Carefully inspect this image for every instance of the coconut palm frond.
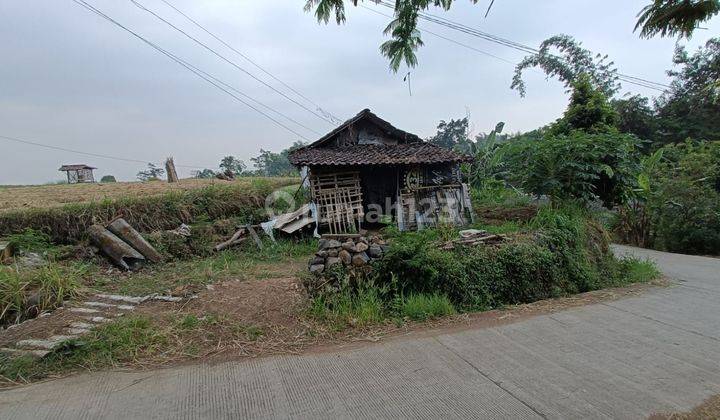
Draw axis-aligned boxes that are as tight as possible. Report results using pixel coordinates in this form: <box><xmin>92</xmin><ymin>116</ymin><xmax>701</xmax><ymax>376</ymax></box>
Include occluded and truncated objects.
<box><xmin>635</xmin><ymin>0</ymin><xmax>720</xmax><ymax>39</ymax></box>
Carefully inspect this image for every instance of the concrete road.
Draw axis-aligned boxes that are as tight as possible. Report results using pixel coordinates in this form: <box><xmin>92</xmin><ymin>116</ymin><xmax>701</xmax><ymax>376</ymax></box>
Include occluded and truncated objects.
<box><xmin>1</xmin><ymin>245</ymin><xmax>719</xmax><ymax>419</ymax></box>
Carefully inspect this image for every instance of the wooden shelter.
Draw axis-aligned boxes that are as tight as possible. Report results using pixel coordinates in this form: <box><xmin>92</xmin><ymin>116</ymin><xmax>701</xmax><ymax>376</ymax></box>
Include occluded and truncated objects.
<box><xmin>59</xmin><ymin>164</ymin><xmax>96</xmax><ymax>184</ymax></box>
<box><xmin>289</xmin><ymin>109</ymin><xmax>474</xmax><ymax>234</ymax></box>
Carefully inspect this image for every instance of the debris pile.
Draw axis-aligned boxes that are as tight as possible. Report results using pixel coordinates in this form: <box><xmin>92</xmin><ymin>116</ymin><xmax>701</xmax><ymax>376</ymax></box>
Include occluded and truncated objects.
<box><xmin>87</xmin><ymin>217</ymin><xmax>162</xmax><ymax>271</ymax></box>
<box><xmin>308</xmin><ymin>234</ymin><xmax>389</xmax><ymax>274</ymax></box>
<box><xmin>441</xmin><ymin>229</ymin><xmax>506</xmax><ymax>250</ymax></box>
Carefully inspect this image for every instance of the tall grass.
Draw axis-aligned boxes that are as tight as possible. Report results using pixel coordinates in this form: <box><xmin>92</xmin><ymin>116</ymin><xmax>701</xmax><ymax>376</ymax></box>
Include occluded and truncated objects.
<box><xmin>400</xmin><ymin>293</ymin><xmax>455</xmax><ymax>321</ymax></box>
<box><xmin>0</xmin><ymin>263</ymin><xmax>84</xmax><ymax>325</ymax></box>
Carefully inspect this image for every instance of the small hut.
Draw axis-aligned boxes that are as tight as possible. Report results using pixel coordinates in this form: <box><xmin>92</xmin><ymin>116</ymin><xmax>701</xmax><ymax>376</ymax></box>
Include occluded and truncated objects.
<box><xmin>59</xmin><ymin>164</ymin><xmax>96</xmax><ymax>184</ymax></box>
<box><xmin>289</xmin><ymin>109</ymin><xmax>474</xmax><ymax>234</ymax></box>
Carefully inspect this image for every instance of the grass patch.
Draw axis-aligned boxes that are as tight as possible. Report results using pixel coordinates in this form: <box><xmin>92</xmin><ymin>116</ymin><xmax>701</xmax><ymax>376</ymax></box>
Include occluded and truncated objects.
<box><xmin>619</xmin><ymin>257</ymin><xmax>661</xmax><ymax>283</ymax></box>
<box><xmin>0</xmin><ymin>262</ymin><xmax>85</xmax><ymax>326</ymax></box>
<box><xmin>400</xmin><ymin>293</ymin><xmax>455</xmax><ymax>321</ymax></box>
<box><xmin>1</xmin><ymin>316</ymin><xmax>167</xmax><ymax>383</ymax></box>
<box><xmin>309</xmin><ymin>285</ymin><xmax>386</xmax><ymax>330</ymax></box>
<box><xmin>87</xmin><ymin>238</ymin><xmax>316</xmax><ymax>296</ymax></box>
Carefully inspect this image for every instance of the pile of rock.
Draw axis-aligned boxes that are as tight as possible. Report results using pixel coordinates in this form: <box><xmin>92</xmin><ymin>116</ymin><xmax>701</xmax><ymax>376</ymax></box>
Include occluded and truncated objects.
<box><xmin>308</xmin><ymin>235</ymin><xmax>388</xmax><ymax>274</ymax></box>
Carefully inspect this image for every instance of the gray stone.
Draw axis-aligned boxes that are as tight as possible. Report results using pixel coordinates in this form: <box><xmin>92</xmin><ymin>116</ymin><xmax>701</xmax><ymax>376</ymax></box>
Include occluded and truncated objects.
<box><xmin>69</xmin><ymin>321</ymin><xmax>94</xmax><ymax>329</ymax></box>
<box><xmin>66</xmin><ymin>328</ymin><xmax>90</xmax><ymax>335</ymax></box>
<box><xmin>0</xmin><ymin>347</ymin><xmax>49</xmax><ymax>358</ymax></box>
<box><xmin>311</xmin><ymin>256</ymin><xmax>325</xmax><ymax>265</ymax></box>
<box><xmin>316</xmin><ymin>250</ymin><xmax>328</xmax><ymax>258</ymax></box>
<box><xmin>358</xmin><ymin>237</ymin><xmax>369</xmax><ymax>245</ymax></box>
<box><xmin>352</xmin><ymin>252</ymin><xmax>370</xmax><ymax>267</ymax></box>
<box><xmin>327</xmin><ymin>249</ymin><xmax>339</xmax><ymax>258</ymax></box>
<box><xmin>309</xmin><ymin>264</ymin><xmax>325</xmax><ymax>274</ymax></box>
<box><xmin>16</xmin><ymin>335</ymin><xmax>75</xmax><ymax>350</ymax></box>
<box><xmin>84</xmin><ymin>301</ymin><xmax>117</xmax><ymax>308</ymax></box>
<box><xmin>379</xmin><ymin>244</ymin><xmax>390</xmax><ymax>253</ymax></box>
<box><xmin>341</xmin><ymin>242</ymin><xmax>356</xmax><ymax>252</ymax></box>
<box><xmin>94</xmin><ymin>294</ymin><xmax>146</xmax><ymax>304</ymax></box>
<box><xmin>326</xmin><ymin>239</ymin><xmax>342</xmax><ymax>248</ymax></box>
<box><xmin>326</xmin><ymin>257</ymin><xmax>341</xmax><ymax>267</ymax></box>
<box><xmin>317</xmin><ymin>239</ymin><xmax>329</xmax><ymax>250</ymax></box>
<box><xmin>368</xmin><ymin>244</ymin><xmax>383</xmax><ymax>258</ymax></box>
<box><xmin>355</xmin><ymin>242</ymin><xmax>369</xmax><ymax>253</ymax></box>
<box><xmin>69</xmin><ymin>307</ymin><xmax>99</xmax><ymax>314</ymax></box>
<box><xmin>339</xmin><ymin>249</ymin><xmax>352</xmax><ymax>265</ymax></box>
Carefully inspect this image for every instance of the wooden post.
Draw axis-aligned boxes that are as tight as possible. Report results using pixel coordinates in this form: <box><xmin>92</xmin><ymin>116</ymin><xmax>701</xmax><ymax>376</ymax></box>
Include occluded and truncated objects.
<box><xmin>165</xmin><ymin>157</ymin><xmax>179</xmax><ymax>183</ymax></box>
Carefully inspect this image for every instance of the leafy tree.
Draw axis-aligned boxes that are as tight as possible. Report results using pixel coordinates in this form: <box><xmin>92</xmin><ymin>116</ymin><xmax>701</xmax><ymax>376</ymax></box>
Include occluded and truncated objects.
<box><xmin>551</xmin><ymin>74</ymin><xmax>618</xmax><ymax>135</ymax></box>
<box><xmin>654</xmin><ymin>38</ymin><xmax>720</xmax><ymax>145</ymax></box>
<box><xmin>427</xmin><ymin>118</ymin><xmax>470</xmax><ymax>150</ymax></box>
<box><xmin>510</xmin><ymin>35</ymin><xmax>620</xmax><ymax>97</ymax></box>
<box><xmin>512</xmin><ymin>35</ymin><xmax>620</xmax><ymax>98</ymax></box>
<box><xmin>506</xmin><ymin>132</ymin><xmax>641</xmax><ymax>208</ymax></box>
<box><xmin>635</xmin><ymin>0</ymin><xmax>720</xmax><ymax>39</ymax></box>
<box><xmin>192</xmin><ymin>169</ymin><xmax>216</xmax><ymax>179</ymax></box>
<box><xmin>611</xmin><ymin>95</ymin><xmax>658</xmax><ymax>143</ymax></box>
<box><xmin>305</xmin><ymin>0</ymin><xmax>485</xmax><ymax>71</ymax></box>
<box><xmin>251</xmin><ymin>141</ymin><xmax>304</xmax><ymax>176</ymax></box>
<box><xmin>100</xmin><ymin>175</ymin><xmax>117</xmax><ymax>183</ymax></box>
<box><xmin>219</xmin><ymin>156</ymin><xmax>246</xmax><ymax>175</ymax></box>
<box><xmin>136</xmin><ymin>163</ymin><xmax>164</xmax><ymax>181</ymax></box>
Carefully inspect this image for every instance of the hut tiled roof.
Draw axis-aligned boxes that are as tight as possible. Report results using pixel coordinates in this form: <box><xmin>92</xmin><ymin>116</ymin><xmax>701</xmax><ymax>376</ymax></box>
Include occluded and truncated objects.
<box><xmin>59</xmin><ymin>164</ymin><xmax>97</xmax><ymax>171</ymax></box>
<box><xmin>289</xmin><ymin>109</ymin><xmax>472</xmax><ymax>166</ymax></box>
<box><xmin>289</xmin><ymin>143</ymin><xmax>472</xmax><ymax>166</ymax></box>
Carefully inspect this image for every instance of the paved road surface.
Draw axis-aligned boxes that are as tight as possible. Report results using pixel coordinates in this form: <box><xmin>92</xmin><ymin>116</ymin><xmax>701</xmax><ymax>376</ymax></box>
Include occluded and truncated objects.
<box><xmin>1</xmin><ymin>245</ymin><xmax>719</xmax><ymax>419</ymax></box>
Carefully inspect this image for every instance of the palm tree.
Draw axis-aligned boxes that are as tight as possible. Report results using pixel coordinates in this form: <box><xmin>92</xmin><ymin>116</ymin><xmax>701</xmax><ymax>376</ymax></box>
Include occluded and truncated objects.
<box><xmin>635</xmin><ymin>0</ymin><xmax>720</xmax><ymax>39</ymax></box>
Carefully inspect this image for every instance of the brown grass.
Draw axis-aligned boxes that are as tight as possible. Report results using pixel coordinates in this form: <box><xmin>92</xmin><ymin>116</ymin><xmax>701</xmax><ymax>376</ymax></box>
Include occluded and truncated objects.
<box><xmin>0</xmin><ymin>178</ymin><xmax>295</xmax><ymax>213</ymax></box>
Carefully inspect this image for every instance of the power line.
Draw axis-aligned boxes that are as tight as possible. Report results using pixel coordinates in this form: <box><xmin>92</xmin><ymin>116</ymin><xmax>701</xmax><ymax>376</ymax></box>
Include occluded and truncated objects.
<box><xmin>0</xmin><ymin>134</ymin><xmax>210</xmax><ymax>169</ymax></box>
<box><xmin>71</xmin><ymin>0</ymin><xmax>314</xmax><ymax>142</ymax></box>
<box><xmin>128</xmin><ymin>0</ymin><xmax>336</xmax><ymax>127</ymax></box>
<box><xmin>157</xmin><ymin>0</ymin><xmax>343</xmax><ymax>125</ymax></box>
<box><xmin>373</xmin><ymin>0</ymin><xmax>671</xmax><ymax>92</ymax></box>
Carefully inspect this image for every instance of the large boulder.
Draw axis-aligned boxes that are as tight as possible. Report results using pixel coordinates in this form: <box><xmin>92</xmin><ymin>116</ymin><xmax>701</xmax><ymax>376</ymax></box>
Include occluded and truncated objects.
<box><xmin>352</xmin><ymin>252</ymin><xmax>370</xmax><ymax>267</ymax></box>
<box><xmin>309</xmin><ymin>264</ymin><xmax>325</xmax><ymax>274</ymax></box>
<box><xmin>339</xmin><ymin>249</ymin><xmax>352</xmax><ymax>265</ymax></box>
<box><xmin>368</xmin><ymin>244</ymin><xmax>383</xmax><ymax>258</ymax></box>
<box><xmin>355</xmin><ymin>242</ymin><xmax>369</xmax><ymax>253</ymax></box>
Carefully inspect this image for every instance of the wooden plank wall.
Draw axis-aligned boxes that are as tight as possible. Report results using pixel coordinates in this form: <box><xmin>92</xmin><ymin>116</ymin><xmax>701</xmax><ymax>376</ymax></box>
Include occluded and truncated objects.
<box><xmin>310</xmin><ymin>171</ymin><xmax>364</xmax><ymax>234</ymax></box>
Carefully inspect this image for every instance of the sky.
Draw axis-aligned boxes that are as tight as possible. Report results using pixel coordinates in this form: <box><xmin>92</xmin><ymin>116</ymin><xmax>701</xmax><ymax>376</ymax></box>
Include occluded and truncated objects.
<box><xmin>1</xmin><ymin>0</ymin><xmax>718</xmax><ymax>185</ymax></box>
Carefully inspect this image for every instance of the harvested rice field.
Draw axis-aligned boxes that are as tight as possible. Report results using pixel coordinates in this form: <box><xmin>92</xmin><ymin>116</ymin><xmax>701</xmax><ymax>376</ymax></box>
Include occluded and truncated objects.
<box><xmin>0</xmin><ymin>177</ymin><xmax>297</xmax><ymax>213</ymax></box>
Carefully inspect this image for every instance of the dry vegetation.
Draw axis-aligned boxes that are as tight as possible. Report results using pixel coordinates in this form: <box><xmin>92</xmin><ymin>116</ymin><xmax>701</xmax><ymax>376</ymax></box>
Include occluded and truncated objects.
<box><xmin>0</xmin><ymin>178</ymin><xmax>296</xmax><ymax>213</ymax></box>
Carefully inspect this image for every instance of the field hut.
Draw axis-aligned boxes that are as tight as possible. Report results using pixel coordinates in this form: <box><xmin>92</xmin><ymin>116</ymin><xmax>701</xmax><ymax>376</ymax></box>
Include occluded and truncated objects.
<box><xmin>59</xmin><ymin>164</ymin><xmax>96</xmax><ymax>184</ymax></box>
<box><xmin>289</xmin><ymin>109</ymin><xmax>474</xmax><ymax>234</ymax></box>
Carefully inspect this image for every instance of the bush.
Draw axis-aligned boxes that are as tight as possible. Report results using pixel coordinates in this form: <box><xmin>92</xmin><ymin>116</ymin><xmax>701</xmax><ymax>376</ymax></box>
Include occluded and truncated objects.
<box><xmin>374</xmin><ymin>207</ymin><xmax>647</xmax><ymax>311</ymax></box>
<box><xmin>100</xmin><ymin>175</ymin><xmax>117</xmax><ymax>183</ymax></box>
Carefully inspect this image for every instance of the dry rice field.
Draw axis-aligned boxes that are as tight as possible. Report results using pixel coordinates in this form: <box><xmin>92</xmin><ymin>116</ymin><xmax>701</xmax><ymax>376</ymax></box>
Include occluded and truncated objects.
<box><xmin>0</xmin><ymin>178</ymin><xmax>296</xmax><ymax>213</ymax></box>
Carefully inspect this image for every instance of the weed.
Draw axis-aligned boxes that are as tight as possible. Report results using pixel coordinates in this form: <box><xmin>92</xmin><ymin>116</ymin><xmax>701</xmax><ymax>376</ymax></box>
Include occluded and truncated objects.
<box><xmin>618</xmin><ymin>257</ymin><xmax>661</xmax><ymax>283</ymax></box>
<box><xmin>400</xmin><ymin>293</ymin><xmax>455</xmax><ymax>321</ymax></box>
<box><xmin>1</xmin><ymin>316</ymin><xmax>167</xmax><ymax>383</ymax></box>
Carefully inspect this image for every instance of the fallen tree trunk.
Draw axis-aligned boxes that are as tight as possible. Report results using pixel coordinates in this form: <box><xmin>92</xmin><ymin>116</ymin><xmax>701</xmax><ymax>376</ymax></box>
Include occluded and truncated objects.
<box><xmin>87</xmin><ymin>225</ymin><xmax>145</xmax><ymax>271</ymax></box>
<box><xmin>214</xmin><ymin>227</ymin><xmax>247</xmax><ymax>252</ymax></box>
<box><xmin>107</xmin><ymin>218</ymin><xmax>163</xmax><ymax>263</ymax></box>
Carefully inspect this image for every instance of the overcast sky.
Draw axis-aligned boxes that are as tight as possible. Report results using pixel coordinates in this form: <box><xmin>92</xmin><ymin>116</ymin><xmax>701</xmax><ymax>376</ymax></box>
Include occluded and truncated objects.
<box><xmin>1</xmin><ymin>0</ymin><xmax>718</xmax><ymax>184</ymax></box>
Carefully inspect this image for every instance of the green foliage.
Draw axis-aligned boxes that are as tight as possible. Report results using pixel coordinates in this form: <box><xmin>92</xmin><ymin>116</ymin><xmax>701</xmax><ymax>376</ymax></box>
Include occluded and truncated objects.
<box><xmin>0</xmin><ymin>316</ymin><xmax>167</xmax><ymax>383</ymax></box>
<box><xmin>655</xmin><ymin>38</ymin><xmax>720</xmax><ymax>145</ymax></box>
<box><xmin>635</xmin><ymin>0</ymin><xmax>720</xmax><ymax>39</ymax></box>
<box><xmin>219</xmin><ymin>156</ymin><xmax>246</xmax><ymax>175</ymax></box>
<box><xmin>552</xmin><ymin>74</ymin><xmax>618</xmax><ymax>135</ymax></box>
<box><xmin>373</xmin><ymin>208</ymin><xmax>652</xmax><ymax>311</ymax></box>
<box><xmin>506</xmin><ymin>132</ymin><xmax>641</xmax><ymax>208</ymax></box>
<box><xmin>309</xmin><ymin>282</ymin><xmax>386</xmax><ymax>330</ymax></box>
<box><xmin>192</xmin><ymin>169</ymin><xmax>216</xmax><ymax>179</ymax></box>
<box><xmin>251</xmin><ymin>141</ymin><xmax>304</xmax><ymax>177</ymax></box>
<box><xmin>305</xmin><ymin>0</ymin><xmax>481</xmax><ymax>72</ymax></box>
<box><xmin>511</xmin><ymin>34</ymin><xmax>620</xmax><ymax>97</ymax></box>
<box><xmin>136</xmin><ymin>163</ymin><xmax>165</xmax><ymax>182</ymax></box>
<box><xmin>618</xmin><ymin>140</ymin><xmax>720</xmax><ymax>255</ymax></box>
<box><xmin>427</xmin><ymin>117</ymin><xmax>469</xmax><ymax>150</ymax></box>
<box><xmin>0</xmin><ymin>263</ymin><xmax>84</xmax><ymax>325</ymax></box>
<box><xmin>619</xmin><ymin>257</ymin><xmax>661</xmax><ymax>283</ymax></box>
<box><xmin>612</xmin><ymin>95</ymin><xmax>658</xmax><ymax>145</ymax></box>
<box><xmin>99</xmin><ymin>175</ymin><xmax>117</xmax><ymax>183</ymax></box>
<box><xmin>7</xmin><ymin>228</ymin><xmax>53</xmax><ymax>253</ymax></box>
<box><xmin>400</xmin><ymin>293</ymin><xmax>455</xmax><ymax>321</ymax></box>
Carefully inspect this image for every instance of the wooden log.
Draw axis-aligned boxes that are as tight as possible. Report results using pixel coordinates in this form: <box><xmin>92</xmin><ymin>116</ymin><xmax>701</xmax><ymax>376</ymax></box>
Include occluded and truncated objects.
<box><xmin>246</xmin><ymin>224</ymin><xmax>263</xmax><ymax>250</ymax></box>
<box><xmin>87</xmin><ymin>225</ymin><xmax>145</xmax><ymax>271</ymax></box>
<box><xmin>214</xmin><ymin>227</ymin><xmax>247</xmax><ymax>252</ymax></box>
<box><xmin>107</xmin><ymin>218</ymin><xmax>163</xmax><ymax>263</ymax></box>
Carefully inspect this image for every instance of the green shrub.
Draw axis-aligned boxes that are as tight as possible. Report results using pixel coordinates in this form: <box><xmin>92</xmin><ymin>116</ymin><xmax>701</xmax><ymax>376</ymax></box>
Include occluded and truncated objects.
<box><xmin>400</xmin><ymin>293</ymin><xmax>455</xmax><ymax>321</ymax></box>
<box><xmin>100</xmin><ymin>175</ymin><xmax>117</xmax><ymax>183</ymax></box>
<box><xmin>374</xmin><ymin>207</ymin><xmax>647</xmax><ymax>311</ymax></box>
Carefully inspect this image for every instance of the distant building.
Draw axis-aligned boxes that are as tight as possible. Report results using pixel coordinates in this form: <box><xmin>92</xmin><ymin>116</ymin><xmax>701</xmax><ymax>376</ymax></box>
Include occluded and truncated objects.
<box><xmin>59</xmin><ymin>164</ymin><xmax>97</xmax><ymax>184</ymax></box>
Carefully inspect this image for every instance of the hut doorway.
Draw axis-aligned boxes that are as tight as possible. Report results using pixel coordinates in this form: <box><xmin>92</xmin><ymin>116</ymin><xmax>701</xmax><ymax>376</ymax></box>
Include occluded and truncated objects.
<box><xmin>359</xmin><ymin>166</ymin><xmax>398</xmax><ymax>228</ymax></box>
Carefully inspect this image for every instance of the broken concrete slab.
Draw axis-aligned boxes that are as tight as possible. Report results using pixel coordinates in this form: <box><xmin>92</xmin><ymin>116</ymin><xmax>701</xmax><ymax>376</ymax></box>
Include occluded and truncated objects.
<box><xmin>83</xmin><ymin>301</ymin><xmax>118</xmax><ymax>308</ymax></box>
<box><xmin>69</xmin><ymin>321</ymin><xmax>94</xmax><ymax>329</ymax></box>
<box><xmin>94</xmin><ymin>294</ymin><xmax>146</xmax><ymax>304</ymax></box>
<box><xmin>69</xmin><ymin>307</ymin><xmax>100</xmax><ymax>314</ymax></box>
<box><xmin>16</xmin><ymin>335</ymin><xmax>75</xmax><ymax>350</ymax></box>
